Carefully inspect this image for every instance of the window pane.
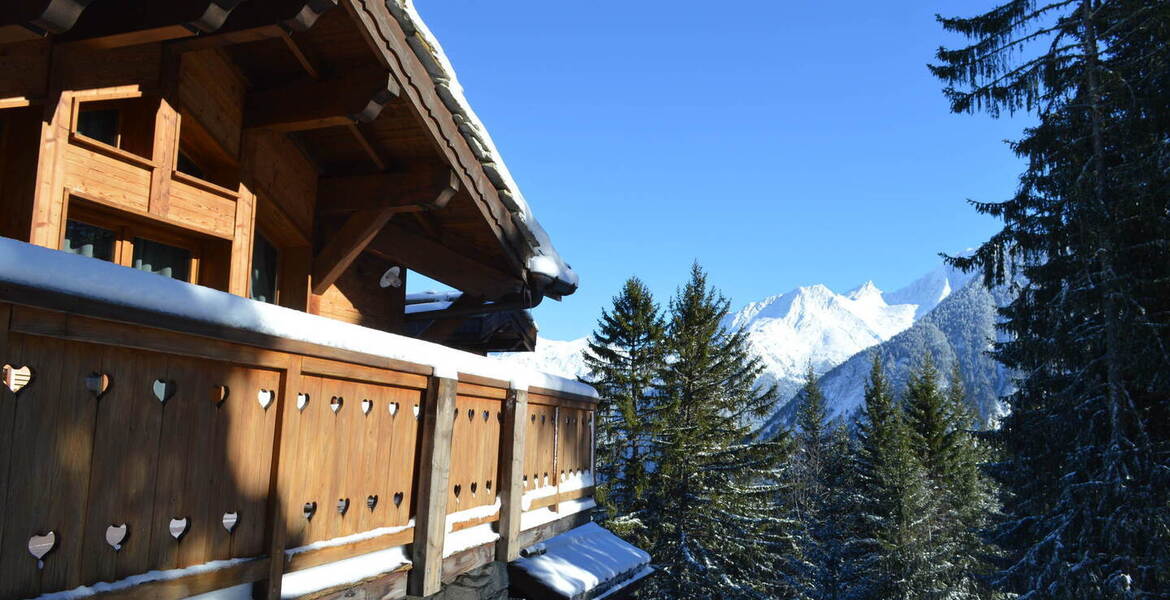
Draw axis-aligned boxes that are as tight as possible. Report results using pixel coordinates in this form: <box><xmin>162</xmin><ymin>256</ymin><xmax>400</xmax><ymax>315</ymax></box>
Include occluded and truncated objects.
<box><xmin>132</xmin><ymin>237</ymin><xmax>191</xmax><ymax>281</ymax></box>
<box><xmin>63</xmin><ymin>220</ymin><xmax>116</xmax><ymax>261</ymax></box>
<box><xmin>250</xmin><ymin>233</ymin><xmax>279</xmax><ymax>303</ymax></box>
<box><xmin>177</xmin><ymin>150</ymin><xmax>205</xmax><ymax>180</ymax></box>
<box><xmin>77</xmin><ymin>109</ymin><xmax>119</xmax><ymax>146</ymax></box>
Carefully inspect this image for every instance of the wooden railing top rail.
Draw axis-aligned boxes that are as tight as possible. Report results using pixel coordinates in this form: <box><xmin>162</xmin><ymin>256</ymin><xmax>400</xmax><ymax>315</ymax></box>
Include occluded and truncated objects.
<box><xmin>0</xmin><ymin>237</ymin><xmax>597</xmax><ymax>402</ymax></box>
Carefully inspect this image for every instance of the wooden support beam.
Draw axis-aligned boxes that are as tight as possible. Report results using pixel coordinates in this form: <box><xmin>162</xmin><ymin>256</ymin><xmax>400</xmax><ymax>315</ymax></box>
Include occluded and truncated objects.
<box><xmin>346</xmin><ymin>123</ymin><xmax>385</xmax><ymax>171</ymax></box>
<box><xmin>415</xmin><ymin>294</ymin><xmax>485</xmax><ymax>344</ymax></box>
<box><xmin>497</xmin><ymin>388</ymin><xmax>529</xmax><ymax>562</ymax></box>
<box><xmin>0</xmin><ymin>0</ymin><xmax>96</xmax><ymax>35</ymax></box>
<box><xmin>244</xmin><ymin>67</ymin><xmax>400</xmax><ymax>132</ymax></box>
<box><xmin>310</xmin><ymin>207</ymin><xmax>396</xmax><ymax>295</ymax></box>
<box><xmin>367</xmin><ymin>223</ymin><xmax>523</xmax><ymax>301</ymax></box>
<box><xmin>409</xmin><ymin>376</ymin><xmax>457</xmax><ymax>597</ymax></box>
<box><xmin>279</xmin><ymin>29</ymin><xmax>321</xmax><ymax>79</ymax></box>
<box><xmin>317</xmin><ymin>168</ymin><xmax>459</xmax><ymax>215</ymax></box>
<box><xmin>59</xmin><ymin>1</ymin><xmax>247</xmax><ymax>49</ymax></box>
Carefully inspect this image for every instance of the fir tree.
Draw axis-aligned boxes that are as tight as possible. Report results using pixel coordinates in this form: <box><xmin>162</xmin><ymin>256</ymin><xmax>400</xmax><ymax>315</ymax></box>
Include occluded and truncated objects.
<box><xmin>641</xmin><ymin>264</ymin><xmax>788</xmax><ymax>600</ymax></box>
<box><xmin>903</xmin><ymin>357</ymin><xmax>1000</xmax><ymax>598</ymax></box>
<box><xmin>854</xmin><ymin>353</ymin><xmax>941</xmax><ymax>600</ymax></box>
<box><xmin>582</xmin><ymin>277</ymin><xmax>666</xmax><ymax>542</ymax></box>
<box><xmin>933</xmin><ymin>1</ymin><xmax>1170</xmax><ymax>596</ymax></box>
<box><xmin>787</xmin><ymin>368</ymin><xmax>863</xmax><ymax>600</ymax></box>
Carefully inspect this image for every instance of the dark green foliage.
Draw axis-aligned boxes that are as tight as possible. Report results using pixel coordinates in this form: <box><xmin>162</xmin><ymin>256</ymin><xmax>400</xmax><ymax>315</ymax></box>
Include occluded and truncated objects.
<box><xmin>582</xmin><ymin>277</ymin><xmax>666</xmax><ymax>542</ymax></box>
<box><xmin>640</xmin><ymin>263</ymin><xmax>790</xmax><ymax>600</ymax></box>
<box><xmin>934</xmin><ymin>1</ymin><xmax>1170</xmax><ymax>596</ymax></box>
<box><xmin>786</xmin><ymin>368</ymin><xmax>865</xmax><ymax>600</ymax></box>
<box><xmin>854</xmin><ymin>354</ymin><xmax>943</xmax><ymax>600</ymax></box>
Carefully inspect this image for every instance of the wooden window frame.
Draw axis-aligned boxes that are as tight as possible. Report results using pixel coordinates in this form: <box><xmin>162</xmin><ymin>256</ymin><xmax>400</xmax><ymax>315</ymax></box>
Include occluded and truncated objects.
<box><xmin>69</xmin><ymin>95</ymin><xmax>158</xmax><ymax>165</ymax></box>
<box><xmin>250</xmin><ymin>226</ymin><xmax>282</xmax><ymax>305</ymax></box>
<box><xmin>62</xmin><ymin>200</ymin><xmax>204</xmax><ymax>285</ymax></box>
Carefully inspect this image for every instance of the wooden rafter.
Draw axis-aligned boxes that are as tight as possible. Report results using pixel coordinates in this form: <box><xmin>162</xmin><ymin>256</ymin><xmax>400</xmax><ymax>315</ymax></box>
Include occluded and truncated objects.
<box><xmin>316</xmin><ymin>168</ymin><xmax>458</xmax><ymax>215</ymax></box>
<box><xmin>0</xmin><ymin>0</ymin><xmax>96</xmax><ymax>36</ymax></box>
<box><xmin>367</xmin><ymin>223</ymin><xmax>523</xmax><ymax>301</ymax></box>
<box><xmin>244</xmin><ymin>67</ymin><xmax>400</xmax><ymax>132</ymax></box>
<box><xmin>415</xmin><ymin>294</ymin><xmax>485</xmax><ymax>344</ymax></box>
<box><xmin>310</xmin><ymin>208</ymin><xmax>396</xmax><ymax>295</ymax></box>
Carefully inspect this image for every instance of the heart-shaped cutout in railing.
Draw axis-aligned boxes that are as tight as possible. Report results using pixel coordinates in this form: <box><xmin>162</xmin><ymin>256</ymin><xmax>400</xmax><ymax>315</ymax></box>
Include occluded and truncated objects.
<box><xmin>86</xmin><ymin>372</ymin><xmax>111</xmax><ymax>398</ymax></box>
<box><xmin>336</xmin><ymin>498</ymin><xmax>350</xmax><ymax>515</ymax></box>
<box><xmin>361</xmin><ymin>399</ymin><xmax>372</xmax><ymax>415</ymax></box>
<box><xmin>466</xmin><ymin>408</ymin><xmax>474</xmax><ymax>421</ymax></box>
<box><xmin>412</xmin><ymin>404</ymin><xmax>420</xmax><ymax>418</ymax></box>
<box><xmin>367</xmin><ymin>495</ymin><xmax>378</xmax><ymax>510</ymax></box>
<box><xmin>4</xmin><ymin>364</ymin><xmax>33</xmax><ymax>394</ymax></box>
<box><xmin>303</xmin><ymin>501</ymin><xmax>317</xmax><ymax>520</ymax></box>
<box><xmin>486</xmin><ymin>479</ymin><xmax>492</xmax><ymax>491</ymax></box>
<box><xmin>153</xmin><ymin>379</ymin><xmax>176</xmax><ymax>403</ymax></box>
<box><xmin>257</xmin><ymin>389</ymin><xmax>274</xmax><ymax>410</ymax></box>
<box><xmin>453</xmin><ymin>484</ymin><xmax>462</xmax><ymax>499</ymax></box>
<box><xmin>211</xmin><ymin>385</ymin><xmax>229</xmax><ymax>407</ymax></box>
<box><xmin>470</xmin><ymin>482</ymin><xmax>478</xmax><ymax>496</ymax></box>
<box><xmin>105</xmin><ymin>524</ymin><xmax>127</xmax><ymax>551</ymax></box>
<box><xmin>393</xmin><ymin>492</ymin><xmax>404</xmax><ymax>507</ymax></box>
<box><xmin>28</xmin><ymin>531</ymin><xmax>55</xmax><ymax>568</ymax></box>
<box><xmin>169</xmin><ymin>517</ymin><xmax>189</xmax><ymax>540</ymax></box>
<box><xmin>482</xmin><ymin>410</ymin><xmax>489</xmax><ymax>422</ymax></box>
<box><xmin>388</xmin><ymin>401</ymin><xmax>399</xmax><ymax>416</ymax></box>
<box><xmin>330</xmin><ymin>396</ymin><xmax>343</xmax><ymax>413</ymax></box>
<box><xmin>297</xmin><ymin>393</ymin><xmax>309</xmax><ymax>411</ymax></box>
<box><xmin>222</xmin><ymin>512</ymin><xmax>239</xmax><ymax>533</ymax></box>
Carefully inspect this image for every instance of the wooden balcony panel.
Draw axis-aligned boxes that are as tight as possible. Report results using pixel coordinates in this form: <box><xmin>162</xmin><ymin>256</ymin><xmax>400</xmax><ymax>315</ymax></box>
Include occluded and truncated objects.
<box><xmin>167</xmin><ymin>176</ymin><xmax>238</xmax><ymax>239</ymax></box>
<box><xmin>0</xmin><ymin>258</ymin><xmax>595</xmax><ymax>598</ymax></box>
<box><xmin>64</xmin><ymin>137</ymin><xmax>153</xmax><ymax>213</ymax></box>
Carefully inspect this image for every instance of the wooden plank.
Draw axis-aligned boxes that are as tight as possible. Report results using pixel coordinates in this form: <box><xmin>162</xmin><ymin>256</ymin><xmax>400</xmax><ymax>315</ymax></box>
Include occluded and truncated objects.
<box><xmin>456</xmin><ymin>381</ymin><xmax>508</xmax><ymax>400</ymax></box>
<box><xmin>229</xmin><ymin>181</ymin><xmax>257</xmax><ymax>296</ymax></box>
<box><xmin>85</xmin><ymin>557</ymin><xmax>268</xmax><ymax>600</ymax></box>
<box><xmin>263</xmin><ymin>355</ymin><xmax>300</xmax><ymax>600</ymax></box>
<box><xmin>496</xmin><ymin>388</ymin><xmax>527</xmax><ymax>561</ymax></box>
<box><xmin>283</xmin><ymin>526</ymin><xmax>413</xmax><ymax>573</ymax></box>
<box><xmin>300</xmin><ymin>355</ymin><xmax>429</xmax><ymax>389</ymax></box>
<box><xmin>29</xmin><ymin>91</ymin><xmax>71</xmax><ymax>248</ymax></box>
<box><xmin>310</xmin><ymin>207</ymin><xmax>395</xmax><ymax>295</ymax></box>
<box><xmin>515</xmin><ymin>510</ymin><xmax>592</xmax><ymax>550</ymax></box>
<box><xmin>408</xmin><ymin>376</ymin><xmax>455</xmax><ymax>597</ymax></box>
<box><xmin>0</xmin><ymin>304</ymin><xmax>13</xmax><ymax>562</ymax></box>
<box><xmin>440</xmin><ymin>542</ymin><xmax>494</xmax><ymax>585</ymax></box>
<box><xmin>0</xmin><ymin>335</ymin><xmax>100</xmax><ymax>597</ymax></box>
<box><xmin>244</xmin><ymin>67</ymin><xmax>400</xmax><ymax>132</ymax></box>
<box><xmin>294</xmin><ymin>563</ymin><xmax>409</xmax><ymax>600</ymax></box>
<box><xmin>9</xmin><ymin>306</ymin><xmax>289</xmax><ymax>370</ymax></box>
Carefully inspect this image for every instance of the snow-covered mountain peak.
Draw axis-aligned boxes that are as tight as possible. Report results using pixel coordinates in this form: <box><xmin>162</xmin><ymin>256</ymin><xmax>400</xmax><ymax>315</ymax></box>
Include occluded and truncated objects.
<box><xmin>847</xmin><ymin>280</ymin><xmax>883</xmax><ymax>301</ymax></box>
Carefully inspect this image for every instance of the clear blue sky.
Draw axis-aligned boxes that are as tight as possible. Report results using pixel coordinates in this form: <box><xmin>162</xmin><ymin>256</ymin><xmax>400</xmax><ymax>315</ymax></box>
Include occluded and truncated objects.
<box><xmin>413</xmin><ymin>1</ymin><xmax>1027</xmax><ymax>341</ymax></box>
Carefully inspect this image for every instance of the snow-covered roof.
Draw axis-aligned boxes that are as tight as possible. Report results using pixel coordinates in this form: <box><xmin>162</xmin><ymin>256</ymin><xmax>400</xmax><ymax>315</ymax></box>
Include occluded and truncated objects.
<box><xmin>0</xmin><ymin>238</ymin><xmax>596</xmax><ymax>399</ymax></box>
<box><xmin>385</xmin><ymin>1</ymin><xmax>578</xmax><ymax>299</ymax></box>
<box><xmin>511</xmin><ymin>523</ymin><xmax>652</xmax><ymax>600</ymax></box>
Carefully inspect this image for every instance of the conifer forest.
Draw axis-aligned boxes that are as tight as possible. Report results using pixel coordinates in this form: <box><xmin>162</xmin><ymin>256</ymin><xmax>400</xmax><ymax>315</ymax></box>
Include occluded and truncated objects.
<box><xmin>582</xmin><ymin>2</ymin><xmax>1170</xmax><ymax>598</ymax></box>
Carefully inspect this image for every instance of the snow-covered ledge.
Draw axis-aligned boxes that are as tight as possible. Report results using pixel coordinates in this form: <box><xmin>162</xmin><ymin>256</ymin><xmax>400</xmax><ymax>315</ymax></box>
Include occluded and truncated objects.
<box><xmin>0</xmin><ymin>238</ymin><xmax>596</xmax><ymax>399</ymax></box>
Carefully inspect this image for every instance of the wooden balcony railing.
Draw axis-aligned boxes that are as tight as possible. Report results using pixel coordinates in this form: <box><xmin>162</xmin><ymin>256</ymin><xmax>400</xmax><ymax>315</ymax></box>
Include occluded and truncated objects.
<box><xmin>0</xmin><ymin>238</ymin><xmax>597</xmax><ymax>599</ymax></box>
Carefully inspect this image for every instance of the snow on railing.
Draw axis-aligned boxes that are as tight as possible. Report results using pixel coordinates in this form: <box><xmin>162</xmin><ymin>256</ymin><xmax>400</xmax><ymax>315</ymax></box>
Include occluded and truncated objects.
<box><xmin>0</xmin><ymin>237</ymin><xmax>595</xmax><ymax>398</ymax></box>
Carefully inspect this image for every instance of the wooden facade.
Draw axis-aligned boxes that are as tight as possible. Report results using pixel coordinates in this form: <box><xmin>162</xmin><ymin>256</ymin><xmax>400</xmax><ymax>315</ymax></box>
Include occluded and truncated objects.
<box><xmin>0</xmin><ymin>1</ymin><xmax>593</xmax><ymax>598</ymax></box>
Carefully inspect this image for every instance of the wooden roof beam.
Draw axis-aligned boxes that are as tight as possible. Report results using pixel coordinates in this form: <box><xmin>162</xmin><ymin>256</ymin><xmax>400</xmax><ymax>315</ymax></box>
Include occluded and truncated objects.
<box><xmin>316</xmin><ymin>169</ymin><xmax>459</xmax><ymax>215</ymax></box>
<box><xmin>244</xmin><ymin>67</ymin><xmax>400</xmax><ymax>132</ymax></box>
<box><xmin>0</xmin><ymin>0</ymin><xmax>96</xmax><ymax>37</ymax></box>
<box><xmin>367</xmin><ymin>224</ymin><xmax>523</xmax><ymax>301</ymax></box>
<box><xmin>310</xmin><ymin>208</ymin><xmax>397</xmax><ymax>295</ymax></box>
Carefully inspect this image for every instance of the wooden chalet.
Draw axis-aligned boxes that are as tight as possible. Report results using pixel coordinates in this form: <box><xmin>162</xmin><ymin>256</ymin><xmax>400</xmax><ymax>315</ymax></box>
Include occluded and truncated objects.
<box><xmin>0</xmin><ymin>1</ymin><xmax>599</xmax><ymax>598</ymax></box>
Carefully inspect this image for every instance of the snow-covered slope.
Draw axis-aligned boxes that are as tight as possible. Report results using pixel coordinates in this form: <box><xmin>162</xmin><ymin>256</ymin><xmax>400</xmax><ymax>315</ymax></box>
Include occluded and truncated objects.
<box><xmin>493</xmin><ymin>336</ymin><xmax>590</xmax><ymax>380</ymax></box>
<box><xmin>757</xmin><ymin>276</ymin><xmax>1015</xmax><ymax>438</ymax></box>
<box><xmin>722</xmin><ymin>264</ymin><xmax>974</xmax><ymax>411</ymax></box>
<box><xmin>494</xmin><ymin>262</ymin><xmax>975</xmax><ymax>412</ymax></box>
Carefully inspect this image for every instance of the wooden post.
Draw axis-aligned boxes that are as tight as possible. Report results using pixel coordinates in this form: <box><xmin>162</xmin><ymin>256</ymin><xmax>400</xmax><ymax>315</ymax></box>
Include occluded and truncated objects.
<box><xmin>409</xmin><ymin>375</ymin><xmax>457</xmax><ymax>597</ymax></box>
<box><xmin>496</xmin><ymin>388</ymin><xmax>527</xmax><ymax>562</ymax></box>
<box><xmin>262</xmin><ymin>355</ymin><xmax>301</xmax><ymax>600</ymax></box>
